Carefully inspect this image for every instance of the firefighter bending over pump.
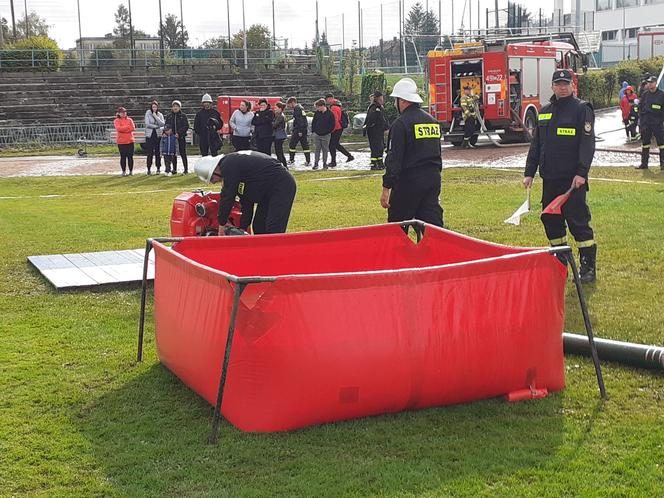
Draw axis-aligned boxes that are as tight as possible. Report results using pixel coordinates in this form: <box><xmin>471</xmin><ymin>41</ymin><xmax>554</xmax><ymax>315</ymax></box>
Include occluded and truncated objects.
<box><xmin>195</xmin><ymin>151</ymin><xmax>297</xmax><ymax>235</ymax></box>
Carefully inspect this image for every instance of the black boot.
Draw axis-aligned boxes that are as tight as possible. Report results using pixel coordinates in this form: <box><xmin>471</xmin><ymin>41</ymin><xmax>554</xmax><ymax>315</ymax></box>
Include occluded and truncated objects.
<box><xmin>579</xmin><ymin>245</ymin><xmax>597</xmax><ymax>284</ymax></box>
<box><xmin>635</xmin><ymin>147</ymin><xmax>649</xmax><ymax>169</ymax></box>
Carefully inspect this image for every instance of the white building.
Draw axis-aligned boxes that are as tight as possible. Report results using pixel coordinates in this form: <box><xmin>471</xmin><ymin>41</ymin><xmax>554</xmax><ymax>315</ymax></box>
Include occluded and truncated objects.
<box><xmin>574</xmin><ymin>0</ymin><xmax>664</xmax><ymax>66</ymax></box>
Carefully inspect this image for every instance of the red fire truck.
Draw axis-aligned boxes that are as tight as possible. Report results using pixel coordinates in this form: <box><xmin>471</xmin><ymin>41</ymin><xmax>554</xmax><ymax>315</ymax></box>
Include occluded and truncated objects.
<box><xmin>217</xmin><ymin>95</ymin><xmax>282</xmax><ymax>136</ymax></box>
<box><xmin>427</xmin><ymin>37</ymin><xmax>586</xmax><ymax>144</ymax></box>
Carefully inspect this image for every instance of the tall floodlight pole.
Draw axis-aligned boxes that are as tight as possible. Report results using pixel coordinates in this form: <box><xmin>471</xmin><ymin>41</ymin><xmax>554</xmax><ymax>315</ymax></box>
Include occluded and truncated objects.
<box><xmin>10</xmin><ymin>0</ymin><xmax>17</xmax><ymax>39</ymax></box>
<box><xmin>469</xmin><ymin>0</ymin><xmax>472</xmax><ymax>35</ymax></box>
<box><xmin>495</xmin><ymin>0</ymin><xmax>499</xmax><ymax>30</ymax></box>
<box><xmin>342</xmin><ymin>13</ymin><xmax>345</xmax><ymax>51</ymax></box>
<box><xmin>242</xmin><ymin>0</ymin><xmax>248</xmax><ymax>69</ymax></box>
<box><xmin>315</xmin><ymin>1</ymin><xmax>319</xmax><ymax>46</ymax></box>
<box><xmin>180</xmin><ymin>0</ymin><xmax>184</xmax><ymax>48</ymax></box>
<box><xmin>158</xmin><ymin>0</ymin><xmax>164</xmax><ymax>68</ymax></box>
<box><xmin>23</xmin><ymin>0</ymin><xmax>28</xmax><ymax>38</ymax></box>
<box><xmin>128</xmin><ymin>0</ymin><xmax>134</xmax><ymax>67</ymax></box>
<box><xmin>76</xmin><ymin>0</ymin><xmax>83</xmax><ymax>68</ymax></box>
<box><xmin>272</xmin><ymin>0</ymin><xmax>276</xmax><ymax>59</ymax></box>
<box><xmin>451</xmin><ymin>0</ymin><xmax>455</xmax><ymax>36</ymax></box>
<box><xmin>439</xmin><ymin>0</ymin><xmax>442</xmax><ymax>38</ymax></box>
<box><xmin>622</xmin><ymin>3</ymin><xmax>626</xmax><ymax>60</ymax></box>
<box><xmin>226</xmin><ymin>0</ymin><xmax>231</xmax><ymax>54</ymax></box>
<box><xmin>380</xmin><ymin>3</ymin><xmax>384</xmax><ymax>67</ymax></box>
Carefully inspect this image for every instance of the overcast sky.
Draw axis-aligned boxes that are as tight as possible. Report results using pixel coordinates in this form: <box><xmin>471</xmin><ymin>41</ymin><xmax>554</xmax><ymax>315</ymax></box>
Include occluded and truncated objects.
<box><xmin>1</xmin><ymin>0</ymin><xmax>561</xmax><ymax>49</ymax></box>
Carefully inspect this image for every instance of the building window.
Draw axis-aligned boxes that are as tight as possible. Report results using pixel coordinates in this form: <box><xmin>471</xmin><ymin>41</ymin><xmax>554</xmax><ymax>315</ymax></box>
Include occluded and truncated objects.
<box><xmin>617</xmin><ymin>0</ymin><xmax>639</xmax><ymax>7</ymax></box>
<box><xmin>595</xmin><ymin>0</ymin><xmax>612</xmax><ymax>11</ymax></box>
<box><xmin>643</xmin><ymin>0</ymin><xmax>664</xmax><ymax>4</ymax></box>
<box><xmin>623</xmin><ymin>28</ymin><xmax>638</xmax><ymax>39</ymax></box>
<box><xmin>602</xmin><ymin>30</ymin><xmax>618</xmax><ymax>41</ymax></box>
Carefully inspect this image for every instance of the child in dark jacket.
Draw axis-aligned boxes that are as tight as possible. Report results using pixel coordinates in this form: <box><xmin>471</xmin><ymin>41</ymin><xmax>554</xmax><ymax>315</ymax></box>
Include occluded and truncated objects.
<box><xmin>160</xmin><ymin>125</ymin><xmax>178</xmax><ymax>174</ymax></box>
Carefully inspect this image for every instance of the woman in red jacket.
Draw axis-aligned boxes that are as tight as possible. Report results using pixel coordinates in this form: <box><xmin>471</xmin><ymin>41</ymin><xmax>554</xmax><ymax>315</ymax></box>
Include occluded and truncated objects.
<box><xmin>113</xmin><ymin>106</ymin><xmax>136</xmax><ymax>176</ymax></box>
<box><xmin>620</xmin><ymin>86</ymin><xmax>638</xmax><ymax>141</ymax></box>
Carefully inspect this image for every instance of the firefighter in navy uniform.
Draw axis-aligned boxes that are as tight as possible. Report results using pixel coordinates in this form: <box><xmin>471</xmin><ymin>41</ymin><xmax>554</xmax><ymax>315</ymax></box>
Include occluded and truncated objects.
<box><xmin>364</xmin><ymin>91</ymin><xmax>388</xmax><ymax>170</ymax></box>
<box><xmin>460</xmin><ymin>85</ymin><xmax>479</xmax><ymax>148</ymax></box>
<box><xmin>194</xmin><ymin>151</ymin><xmax>297</xmax><ymax>235</ymax></box>
<box><xmin>381</xmin><ymin>78</ymin><xmax>444</xmax><ymax>227</ymax></box>
<box><xmin>635</xmin><ymin>75</ymin><xmax>664</xmax><ymax>170</ymax></box>
<box><xmin>524</xmin><ymin>69</ymin><xmax>597</xmax><ymax>283</ymax></box>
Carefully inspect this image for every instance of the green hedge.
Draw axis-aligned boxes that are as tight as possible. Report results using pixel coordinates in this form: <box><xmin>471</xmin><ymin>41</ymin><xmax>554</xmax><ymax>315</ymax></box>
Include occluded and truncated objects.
<box><xmin>578</xmin><ymin>57</ymin><xmax>664</xmax><ymax>108</ymax></box>
<box><xmin>0</xmin><ymin>36</ymin><xmax>64</xmax><ymax>70</ymax></box>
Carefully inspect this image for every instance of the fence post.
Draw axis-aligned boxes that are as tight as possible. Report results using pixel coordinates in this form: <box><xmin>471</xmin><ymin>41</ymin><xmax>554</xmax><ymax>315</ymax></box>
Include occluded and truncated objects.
<box><xmin>96</xmin><ymin>49</ymin><xmax>99</xmax><ymax>69</ymax></box>
<box><xmin>47</xmin><ymin>50</ymin><xmax>50</xmax><ymax>69</ymax></box>
<box><xmin>32</xmin><ymin>49</ymin><xmax>35</xmax><ymax>69</ymax></box>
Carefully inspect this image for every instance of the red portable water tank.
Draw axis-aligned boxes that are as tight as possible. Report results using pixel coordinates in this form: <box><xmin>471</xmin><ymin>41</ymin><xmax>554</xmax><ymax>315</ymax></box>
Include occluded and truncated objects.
<box><xmin>170</xmin><ymin>190</ymin><xmax>243</xmax><ymax>237</ymax></box>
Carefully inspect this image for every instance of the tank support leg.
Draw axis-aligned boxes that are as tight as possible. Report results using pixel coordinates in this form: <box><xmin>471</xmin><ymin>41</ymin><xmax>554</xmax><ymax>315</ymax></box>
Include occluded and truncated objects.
<box><xmin>209</xmin><ymin>282</ymin><xmax>248</xmax><ymax>444</ymax></box>
<box><xmin>567</xmin><ymin>252</ymin><xmax>608</xmax><ymax>400</ymax></box>
<box><xmin>137</xmin><ymin>239</ymin><xmax>154</xmax><ymax>363</ymax></box>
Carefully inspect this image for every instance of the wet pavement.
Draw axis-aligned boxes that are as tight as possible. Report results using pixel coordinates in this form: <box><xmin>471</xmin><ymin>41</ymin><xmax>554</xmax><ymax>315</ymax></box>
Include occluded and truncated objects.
<box><xmin>0</xmin><ymin>108</ymin><xmax>651</xmax><ymax>178</ymax></box>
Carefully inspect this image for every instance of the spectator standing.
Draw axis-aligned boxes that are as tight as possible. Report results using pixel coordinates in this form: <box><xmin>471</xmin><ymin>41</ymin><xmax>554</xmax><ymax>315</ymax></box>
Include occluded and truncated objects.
<box><xmin>286</xmin><ymin>97</ymin><xmax>311</xmax><ymax>166</ymax></box>
<box><xmin>311</xmin><ymin>98</ymin><xmax>335</xmax><ymax>170</ymax></box>
<box><xmin>252</xmin><ymin>98</ymin><xmax>275</xmax><ymax>154</ymax></box>
<box><xmin>165</xmin><ymin>100</ymin><xmax>190</xmax><ymax>174</ymax></box>
<box><xmin>144</xmin><ymin>100</ymin><xmax>164</xmax><ymax>175</ymax></box>
<box><xmin>113</xmin><ymin>106</ymin><xmax>135</xmax><ymax>176</ymax></box>
<box><xmin>273</xmin><ymin>102</ymin><xmax>289</xmax><ymax>168</ymax></box>
<box><xmin>364</xmin><ymin>91</ymin><xmax>388</xmax><ymax>170</ymax></box>
<box><xmin>194</xmin><ymin>93</ymin><xmax>223</xmax><ymax>156</ymax></box>
<box><xmin>230</xmin><ymin>100</ymin><xmax>254</xmax><ymax>151</ymax></box>
<box><xmin>160</xmin><ymin>124</ymin><xmax>178</xmax><ymax>175</ymax></box>
<box><xmin>325</xmin><ymin>93</ymin><xmax>354</xmax><ymax>167</ymax></box>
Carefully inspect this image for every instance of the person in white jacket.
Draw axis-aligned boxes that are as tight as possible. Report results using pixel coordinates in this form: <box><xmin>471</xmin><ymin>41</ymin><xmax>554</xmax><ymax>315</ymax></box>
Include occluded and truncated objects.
<box><xmin>144</xmin><ymin>100</ymin><xmax>165</xmax><ymax>174</ymax></box>
<box><xmin>229</xmin><ymin>100</ymin><xmax>254</xmax><ymax>151</ymax></box>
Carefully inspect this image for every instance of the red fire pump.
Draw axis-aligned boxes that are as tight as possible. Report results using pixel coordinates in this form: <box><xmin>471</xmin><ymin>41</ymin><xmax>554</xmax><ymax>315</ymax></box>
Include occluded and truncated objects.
<box><xmin>170</xmin><ymin>190</ymin><xmax>243</xmax><ymax>237</ymax></box>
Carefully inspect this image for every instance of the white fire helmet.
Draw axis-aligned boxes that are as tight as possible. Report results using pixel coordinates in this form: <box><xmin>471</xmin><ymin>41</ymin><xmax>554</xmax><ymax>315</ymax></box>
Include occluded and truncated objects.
<box><xmin>201</xmin><ymin>93</ymin><xmax>213</xmax><ymax>103</ymax></box>
<box><xmin>194</xmin><ymin>155</ymin><xmax>224</xmax><ymax>184</ymax></box>
<box><xmin>390</xmin><ymin>77</ymin><xmax>423</xmax><ymax>103</ymax></box>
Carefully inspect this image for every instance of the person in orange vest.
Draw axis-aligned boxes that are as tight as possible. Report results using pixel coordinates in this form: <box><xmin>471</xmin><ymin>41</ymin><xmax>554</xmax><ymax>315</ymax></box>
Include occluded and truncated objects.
<box><xmin>113</xmin><ymin>106</ymin><xmax>135</xmax><ymax>176</ymax></box>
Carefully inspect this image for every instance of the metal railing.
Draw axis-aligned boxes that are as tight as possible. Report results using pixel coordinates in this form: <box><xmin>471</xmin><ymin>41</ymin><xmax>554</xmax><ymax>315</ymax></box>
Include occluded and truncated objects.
<box><xmin>0</xmin><ymin>48</ymin><xmax>317</xmax><ymax>71</ymax></box>
<box><xmin>0</xmin><ymin>122</ymin><xmax>111</xmax><ymax>147</ymax></box>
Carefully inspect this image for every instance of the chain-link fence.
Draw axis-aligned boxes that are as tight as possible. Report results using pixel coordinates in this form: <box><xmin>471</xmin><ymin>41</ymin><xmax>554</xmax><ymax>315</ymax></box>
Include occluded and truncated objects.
<box><xmin>0</xmin><ymin>0</ymin><xmax>583</xmax><ymax>73</ymax></box>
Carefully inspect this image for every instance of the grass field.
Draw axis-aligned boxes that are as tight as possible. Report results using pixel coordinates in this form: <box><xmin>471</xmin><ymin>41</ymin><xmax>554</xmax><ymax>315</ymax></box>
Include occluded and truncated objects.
<box><xmin>1</xmin><ymin>167</ymin><xmax>663</xmax><ymax>497</ymax></box>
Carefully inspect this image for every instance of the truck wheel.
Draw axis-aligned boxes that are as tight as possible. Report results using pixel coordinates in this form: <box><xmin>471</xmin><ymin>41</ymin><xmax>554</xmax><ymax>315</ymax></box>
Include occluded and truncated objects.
<box><xmin>522</xmin><ymin>110</ymin><xmax>537</xmax><ymax>142</ymax></box>
<box><xmin>451</xmin><ymin>139</ymin><xmax>463</xmax><ymax>147</ymax></box>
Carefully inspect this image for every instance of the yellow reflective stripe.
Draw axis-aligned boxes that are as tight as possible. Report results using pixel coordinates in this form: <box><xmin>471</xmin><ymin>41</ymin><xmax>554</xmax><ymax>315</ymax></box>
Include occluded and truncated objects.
<box><xmin>557</xmin><ymin>127</ymin><xmax>576</xmax><ymax>136</ymax></box>
<box><xmin>643</xmin><ymin>145</ymin><xmax>651</xmax><ymax>148</ymax></box>
<box><xmin>414</xmin><ymin>123</ymin><xmax>441</xmax><ymax>139</ymax></box>
<box><xmin>549</xmin><ymin>237</ymin><xmax>568</xmax><ymax>245</ymax></box>
<box><xmin>659</xmin><ymin>145</ymin><xmax>664</xmax><ymax>149</ymax></box>
<box><xmin>538</xmin><ymin>113</ymin><xmax>552</xmax><ymax>121</ymax></box>
<box><xmin>577</xmin><ymin>239</ymin><xmax>596</xmax><ymax>248</ymax></box>
<box><xmin>238</xmin><ymin>182</ymin><xmax>245</xmax><ymax>195</ymax></box>
<box><xmin>652</xmin><ymin>104</ymin><xmax>662</xmax><ymax>109</ymax></box>
<box><xmin>370</xmin><ymin>157</ymin><xmax>383</xmax><ymax>160</ymax></box>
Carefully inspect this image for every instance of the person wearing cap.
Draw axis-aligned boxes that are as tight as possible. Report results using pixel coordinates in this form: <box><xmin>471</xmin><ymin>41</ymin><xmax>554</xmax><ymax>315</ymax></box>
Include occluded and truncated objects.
<box><xmin>194</xmin><ymin>93</ymin><xmax>224</xmax><ymax>157</ymax></box>
<box><xmin>165</xmin><ymin>100</ymin><xmax>190</xmax><ymax>174</ymax></box>
<box><xmin>325</xmin><ymin>93</ymin><xmax>354</xmax><ymax>167</ymax></box>
<box><xmin>113</xmin><ymin>106</ymin><xmax>135</xmax><ymax>176</ymax></box>
<box><xmin>381</xmin><ymin>77</ymin><xmax>443</xmax><ymax>227</ymax></box>
<box><xmin>144</xmin><ymin>100</ymin><xmax>164</xmax><ymax>175</ymax></box>
<box><xmin>194</xmin><ymin>150</ymin><xmax>296</xmax><ymax>234</ymax></box>
<box><xmin>524</xmin><ymin>68</ymin><xmax>597</xmax><ymax>283</ymax></box>
<box><xmin>635</xmin><ymin>75</ymin><xmax>664</xmax><ymax>170</ymax></box>
<box><xmin>460</xmin><ymin>85</ymin><xmax>480</xmax><ymax>148</ymax></box>
<box><xmin>363</xmin><ymin>90</ymin><xmax>388</xmax><ymax>170</ymax></box>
